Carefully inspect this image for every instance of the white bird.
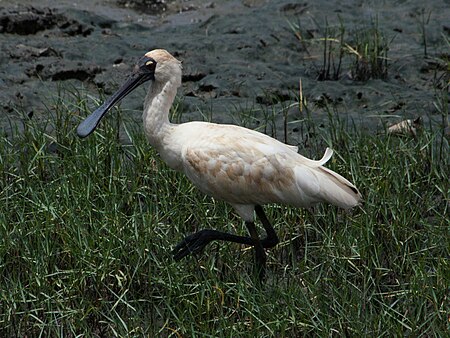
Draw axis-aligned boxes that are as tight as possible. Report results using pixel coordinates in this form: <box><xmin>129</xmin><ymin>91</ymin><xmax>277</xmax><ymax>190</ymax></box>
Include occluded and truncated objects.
<box><xmin>77</xmin><ymin>49</ymin><xmax>362</xmax><ymax>279</ymax></box>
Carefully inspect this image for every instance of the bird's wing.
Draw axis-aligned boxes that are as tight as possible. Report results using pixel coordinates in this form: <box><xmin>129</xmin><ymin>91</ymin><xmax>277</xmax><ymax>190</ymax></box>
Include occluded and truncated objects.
<box><xmin>180</xmin><ymin>126</ymin><xmax>298</xmax><ymax>205</ymax></box>
<box><xmin>178</xmin><ymin>122</ymin><xmax>355</xmax><ymax>208</ymax></box>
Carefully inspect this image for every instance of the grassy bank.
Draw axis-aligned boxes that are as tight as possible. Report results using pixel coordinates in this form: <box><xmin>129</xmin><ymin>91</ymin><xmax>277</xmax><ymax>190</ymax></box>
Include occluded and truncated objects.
<box><xmin>0</xmin><ymin>90</ymin><xmax>448</xmax><ymax>337</ymax></box>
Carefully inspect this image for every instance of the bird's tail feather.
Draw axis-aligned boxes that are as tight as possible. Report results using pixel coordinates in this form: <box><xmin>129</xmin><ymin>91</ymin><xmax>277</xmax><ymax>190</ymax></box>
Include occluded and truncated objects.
<box><xmin>312</xmin><ymin>147</ymin><xmax>333</xmax><ymax>166</ymax></box>
<box><xmin>317</xmin><ymin>166</ymin><xmax>361</xmax><ymax>209</ymax></box>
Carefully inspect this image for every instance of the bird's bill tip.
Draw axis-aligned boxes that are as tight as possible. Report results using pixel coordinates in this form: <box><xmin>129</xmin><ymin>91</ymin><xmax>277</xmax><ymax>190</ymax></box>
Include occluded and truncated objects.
<box><xmin>76</xmin><ymin>106</ymin><xmax>106</xmax><ymax>138</ymax></box>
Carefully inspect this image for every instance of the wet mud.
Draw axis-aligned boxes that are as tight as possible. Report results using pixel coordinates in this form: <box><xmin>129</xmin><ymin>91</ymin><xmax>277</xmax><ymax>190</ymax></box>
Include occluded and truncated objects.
<box><xmin>0</xmin><ymin>0</ymin><xmax>448</xmax><ymax>141</ymax></box>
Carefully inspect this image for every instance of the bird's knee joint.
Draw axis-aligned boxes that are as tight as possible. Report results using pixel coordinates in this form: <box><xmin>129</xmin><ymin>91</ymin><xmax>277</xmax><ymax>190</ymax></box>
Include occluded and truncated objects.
<box><xmin>262</xmin><ymin>236</ymin><xmax>279</xmax><ymax>248</ymax></box>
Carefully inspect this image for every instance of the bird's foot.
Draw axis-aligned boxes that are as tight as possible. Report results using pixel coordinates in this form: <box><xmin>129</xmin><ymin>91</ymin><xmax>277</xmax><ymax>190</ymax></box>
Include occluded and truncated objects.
<box><xmin>172</xmin><ymin>229</ymin><xmax>217</xmax><ymax>261</ymax></box>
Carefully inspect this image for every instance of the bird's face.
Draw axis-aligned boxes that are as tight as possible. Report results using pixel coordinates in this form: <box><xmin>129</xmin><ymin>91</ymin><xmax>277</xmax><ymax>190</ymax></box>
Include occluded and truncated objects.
<box><xmin>145</xmin><ymin>49</ymin><xmax>182</xmax><ymax>86</ymax></box>
<box><xmin>77</xmin><ymin>49</ymin><xmax>180</xmax><ymax>138</ymax></box>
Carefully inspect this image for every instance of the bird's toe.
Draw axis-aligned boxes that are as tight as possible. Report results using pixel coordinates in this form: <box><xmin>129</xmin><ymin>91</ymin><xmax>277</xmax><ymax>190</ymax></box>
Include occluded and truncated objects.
<box><xmin>172</xmin><ymin>230</ymin><xmax>214</xmax><ymax>261</ymax></box>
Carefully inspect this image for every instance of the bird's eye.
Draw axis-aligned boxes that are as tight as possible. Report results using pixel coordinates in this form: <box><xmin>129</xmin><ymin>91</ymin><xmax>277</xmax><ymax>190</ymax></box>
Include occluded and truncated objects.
<box><xmin>145</xmin><ymin>60</ymin><xmax>154</xmax><ymax>67</ymax></box>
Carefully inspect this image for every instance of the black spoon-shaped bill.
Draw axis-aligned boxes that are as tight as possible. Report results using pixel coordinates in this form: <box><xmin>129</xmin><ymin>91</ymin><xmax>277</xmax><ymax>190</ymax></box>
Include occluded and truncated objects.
<box><xmin>77</xmin><ymin>56</ymin><xmax>156</xmax><ymax>138</ymax></box>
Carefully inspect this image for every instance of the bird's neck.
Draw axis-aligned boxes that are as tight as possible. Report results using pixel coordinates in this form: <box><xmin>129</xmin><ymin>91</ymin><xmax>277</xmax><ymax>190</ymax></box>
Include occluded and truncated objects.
<box><xmin>142</xmin><ymin>79</ymin><xmax>178</xmax><ymax>148</ymax></box>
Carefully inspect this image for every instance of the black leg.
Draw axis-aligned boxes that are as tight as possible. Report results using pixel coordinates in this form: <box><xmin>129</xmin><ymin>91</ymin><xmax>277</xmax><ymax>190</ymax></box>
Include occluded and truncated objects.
<box><xmin>245</xmin><ymin>221</ymin><xmax>266</xmax><ymax>281</ymax></box>
<box><xmin>255</xmin><ymin>205</ymin><xmax>279</xmax><ymax>248</ymax></box>
<box><xmin>172</xmin><ymin>229</ymin><xmax>254</xmax><ymax>261</ymax></box>
<box><xmin>172</xmin><ymin>205</ymin><xmax>279</xmax><ymax>273</ymax></box>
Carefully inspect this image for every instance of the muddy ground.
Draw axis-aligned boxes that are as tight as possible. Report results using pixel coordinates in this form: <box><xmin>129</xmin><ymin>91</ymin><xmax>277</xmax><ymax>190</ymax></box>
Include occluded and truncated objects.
<box><xmin>0</xmin><ymin>0</ymin><xmax>448</xmax><ymax>143</ymax></box>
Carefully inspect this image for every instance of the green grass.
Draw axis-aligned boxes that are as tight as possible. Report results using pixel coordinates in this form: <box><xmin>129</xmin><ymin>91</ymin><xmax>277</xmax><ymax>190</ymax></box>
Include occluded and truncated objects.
<box><xmin>287</xmin><ymin>15</ymin><xmax>391</xmax><ymax>81</ymax></box>
<box><xmin>0</xmin><ymin>89</ymin><xmax>448</xmax><ymax>337</ymax></box>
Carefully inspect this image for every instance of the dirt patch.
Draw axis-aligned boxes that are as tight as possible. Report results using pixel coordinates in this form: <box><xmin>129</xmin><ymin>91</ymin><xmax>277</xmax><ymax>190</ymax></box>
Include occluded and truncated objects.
<box><xmin>0</xmin><ymin>0</ymin><xmax>448</xmax><ymax>140</ymax></box>
<box><xmin>0</xmin><ymin>6</ymin><xmax>93</xmax><ymax>36</ymax></box>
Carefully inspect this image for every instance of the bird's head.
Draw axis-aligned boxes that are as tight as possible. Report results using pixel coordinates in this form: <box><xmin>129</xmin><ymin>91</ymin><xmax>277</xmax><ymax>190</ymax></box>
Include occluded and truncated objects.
<box><xmin>76</xmin><ymin>49</ymin><xmax>181</xmax><ymax>138</ymax></box>
<box><xmin>145</xmin><ymin>49</ymin><xmax>182</xmax><ymax>87</ymax></box>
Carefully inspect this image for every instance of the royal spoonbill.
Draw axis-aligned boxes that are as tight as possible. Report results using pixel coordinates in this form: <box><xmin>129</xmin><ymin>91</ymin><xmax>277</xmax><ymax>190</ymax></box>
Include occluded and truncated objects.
<box><xmin>77</xmin><ymin>49</ymin><xmax>362</xmax><ymax>279</ymax></box>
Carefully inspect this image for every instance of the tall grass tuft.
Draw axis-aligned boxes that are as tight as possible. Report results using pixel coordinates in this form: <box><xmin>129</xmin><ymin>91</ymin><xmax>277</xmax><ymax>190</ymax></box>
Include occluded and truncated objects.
<box><xmin>287</xmin><ymin>15</ymin><xmax>392</xmax><ymax>81</ymax></box>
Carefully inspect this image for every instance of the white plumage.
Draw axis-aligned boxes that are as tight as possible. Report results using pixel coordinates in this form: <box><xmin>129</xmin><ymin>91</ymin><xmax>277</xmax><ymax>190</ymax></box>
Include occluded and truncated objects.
<box><xmin>141</xmin><ymin>50</ymin><xmax>361</xmax><ymax>222</ymax></box>
<box><xmin>77</xmin><ymin>49</ymin><xmax>361</xmax><ymax>279</ymax></box>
